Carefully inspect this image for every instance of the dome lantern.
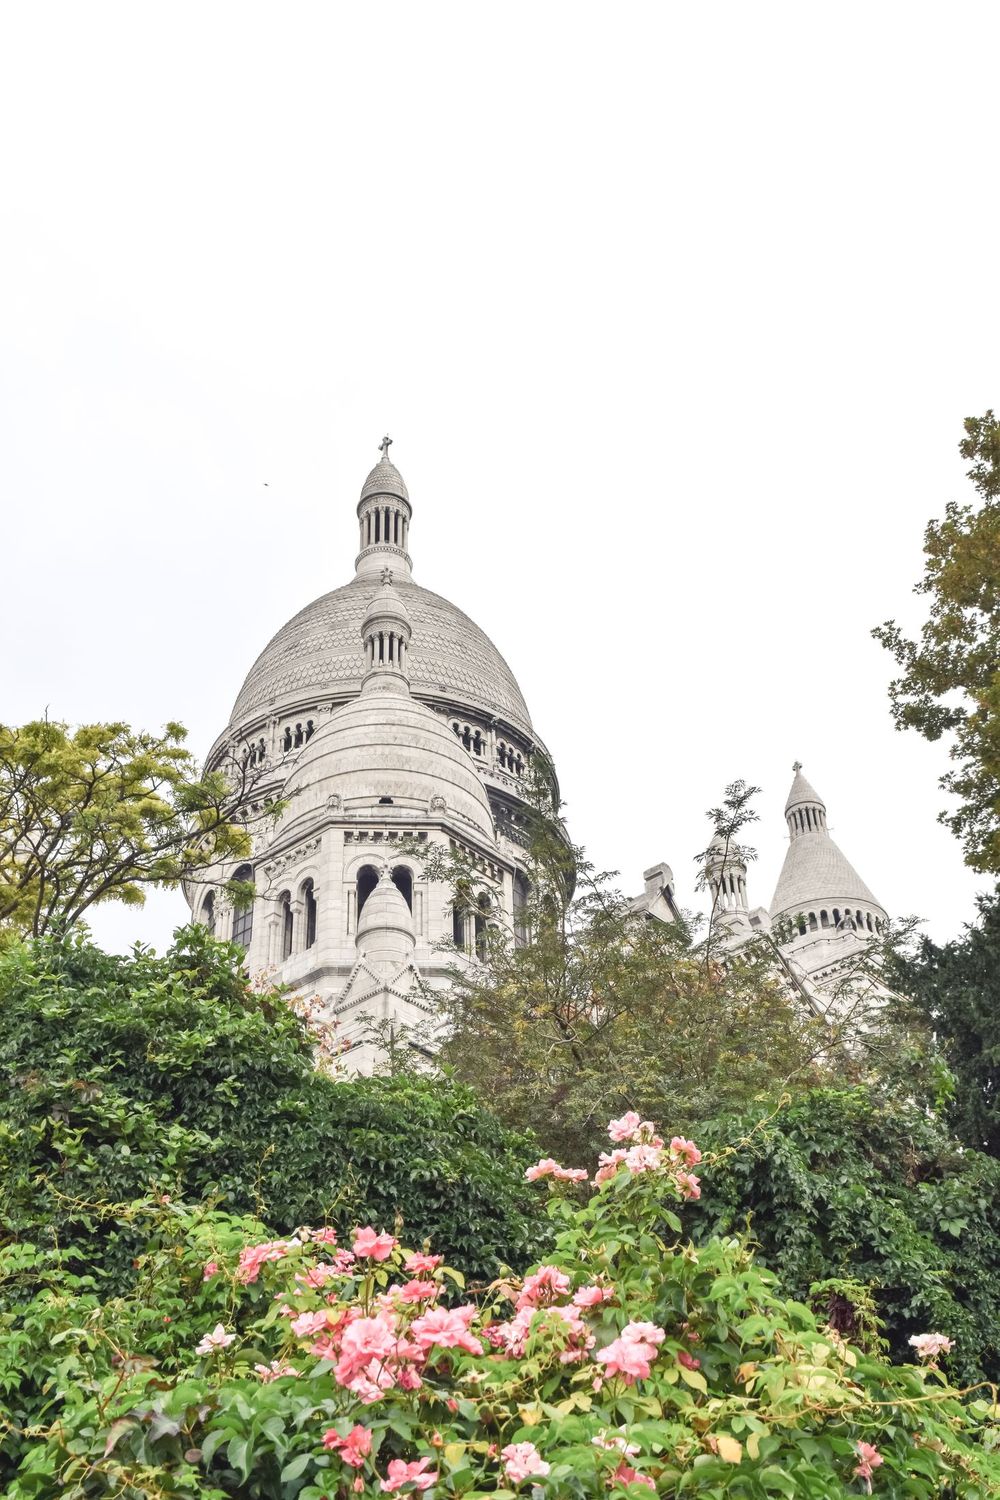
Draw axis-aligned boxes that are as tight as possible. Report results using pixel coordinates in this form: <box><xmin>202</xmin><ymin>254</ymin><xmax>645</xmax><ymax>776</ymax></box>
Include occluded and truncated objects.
<box><xmin>356</xmin><ymin>435</ymin><xmax>413</xmax><ymax>582</ymax></box>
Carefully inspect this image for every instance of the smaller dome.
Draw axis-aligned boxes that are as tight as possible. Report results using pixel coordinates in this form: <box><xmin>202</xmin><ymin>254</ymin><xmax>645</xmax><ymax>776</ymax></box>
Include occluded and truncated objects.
<box><xmin>361</xmin><ymin>459</ymin><xmax>409</xmax><ymax>504</ymax></box>
<box><xmin>277</xmin><ymin>692</ymin><xmax>495</xmax><ymax>841</ymax></box>
<box><xmin>362</xmin><ymin>575</ymin><xmax>412</xmax><ymax>635</ymax></box>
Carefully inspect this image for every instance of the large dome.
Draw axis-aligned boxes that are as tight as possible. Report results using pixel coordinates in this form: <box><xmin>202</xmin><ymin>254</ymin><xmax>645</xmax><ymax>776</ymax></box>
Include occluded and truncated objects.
<box><xmin>230</xmin><ymin>576</ymin><xmax>532</xmax><ymax>733</ymax></box>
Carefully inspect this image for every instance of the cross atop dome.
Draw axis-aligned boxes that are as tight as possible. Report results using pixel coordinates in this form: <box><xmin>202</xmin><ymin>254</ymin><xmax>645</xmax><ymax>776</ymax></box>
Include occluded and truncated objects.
<box><xmin>379</xmin><ymin>434</ymin><xmax>392</xmax><ymax>461</ymax></box>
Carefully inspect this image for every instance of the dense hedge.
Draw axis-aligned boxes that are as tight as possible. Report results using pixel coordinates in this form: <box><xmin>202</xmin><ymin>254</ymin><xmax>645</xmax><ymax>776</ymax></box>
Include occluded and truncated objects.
<box><xmin>0</xmin><ymin>928</ymin><xmax>542</xmax><ymax>1288</ymax></box>
<box><xmin>686</xmin><ymin>1087</ymin><xmax>1000</xmax><ymax>1385</ymax></box>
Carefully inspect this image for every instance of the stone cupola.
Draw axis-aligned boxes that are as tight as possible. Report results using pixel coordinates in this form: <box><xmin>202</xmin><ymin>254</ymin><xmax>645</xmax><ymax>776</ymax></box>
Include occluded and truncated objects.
<box><xmin>355</xmin><ymin>864</ymin><xmax>416</xmax><ymax>974</ymax></box>
<box><xmin>360</xmin><ymin>568</ymin><xmax>412</xmax><ymax>696</ymax></box>
<box><xmin>355</xmin><ymin>435</ymin><xmax>413</xmax><ymax>581</ymax></box>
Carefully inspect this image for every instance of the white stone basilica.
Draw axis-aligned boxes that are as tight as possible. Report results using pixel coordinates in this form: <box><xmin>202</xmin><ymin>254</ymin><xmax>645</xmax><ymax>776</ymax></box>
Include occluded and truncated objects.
<box><xmin>189</xmin><ymin>443</ymin><xmax>889</xmax><ymax>1062</ymax></box>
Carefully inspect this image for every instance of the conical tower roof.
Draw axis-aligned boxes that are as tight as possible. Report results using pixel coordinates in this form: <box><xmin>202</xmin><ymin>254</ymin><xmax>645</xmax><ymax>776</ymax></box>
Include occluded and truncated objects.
<box><xmin>770</xmin><ymin>765</ymin><xmax>885</xmax><ymax>922</ymax></box>
<box><xmin>785</xmin><ymin>765</ymin><xmax>825</xmax><ymax>815</ymax></box>
<box><xmin>360</xmin><ymin>457</ymin><xmax>409</xmax><ymax>504</ymax></box>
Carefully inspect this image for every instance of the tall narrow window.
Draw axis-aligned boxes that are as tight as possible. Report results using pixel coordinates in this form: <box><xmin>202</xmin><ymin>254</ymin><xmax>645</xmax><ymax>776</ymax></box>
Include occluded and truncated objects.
<box><xmin>201</xmin><ymin>892</ymin><xmax>216</xmax><ymax>935</ymax></box>
<box><xmin>357</xmin><ymin>865</ymin><xmax>379</xmax><ymax>917</ymax></box>
<box><xmin>280</xmin><ymin>891</ymin><xmax>293</xmax><ymax>960</ymax></box>
<box><xmin>230</xmin><ymin>865</ymin><xmax>254</xmax><ymax>951</ymax></box>
<box><xmin>475</xmin><ymin>892</ymin><xmax>491</xmax><ymax>960</ymax></box>
<box><xmin>303</xmin><ymin>879</ymin><xmax>317</xmax><ymax>948</ymax></box>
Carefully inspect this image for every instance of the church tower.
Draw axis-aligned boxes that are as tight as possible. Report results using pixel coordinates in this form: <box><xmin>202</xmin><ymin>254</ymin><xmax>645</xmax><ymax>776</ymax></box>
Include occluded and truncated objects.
<box><xmin>768</xmin><ymin>763</ymin><xmax>887</xmax><ymax>981</ymax></box>
<box><xmin>189</xmin><ymin>440</ymin><xmax>551</xmax><ymax>1071</ymax></box>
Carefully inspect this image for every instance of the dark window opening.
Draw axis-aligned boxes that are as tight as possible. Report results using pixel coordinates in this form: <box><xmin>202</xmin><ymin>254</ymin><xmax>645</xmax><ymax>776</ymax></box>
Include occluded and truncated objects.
<box><xmin>357</xmin><ymin>864</ymin><xmax>379</xmax><ymax>917</ymax></box>
<box><xmin>392</xmin><ymin>865</ymin><xmax>413</xmax><ymax>911</ymax></box>
<box><xmin>201</xmin><ymin>892</ymin><xmax>215</xmax><ymax>935</ymax></box>
<box><xmin>280</xmin><ymin>891</ymin><xmax>293</xmax><ymax>960</ymax></box>
<box><xmin>303</xmin><ymin>879</ymin><xmax>317</xmax><ymax>948</ymax></box>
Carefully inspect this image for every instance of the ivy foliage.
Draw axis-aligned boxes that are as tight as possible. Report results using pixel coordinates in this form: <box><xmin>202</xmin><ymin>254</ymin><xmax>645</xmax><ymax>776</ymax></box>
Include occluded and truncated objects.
<box><xmin>0</xmin><ymin>927</ymin><xmax>542</xmax><ymax>1290</ymax></box>
<box><xmin>686</xmin><ymin>1088</ymin><xmax>1000</xmax><ymax>1386</ymax></box>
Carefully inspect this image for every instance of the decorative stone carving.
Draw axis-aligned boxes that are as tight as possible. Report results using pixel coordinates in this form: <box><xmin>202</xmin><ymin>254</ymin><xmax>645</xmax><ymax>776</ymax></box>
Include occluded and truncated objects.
<box><xmin>262</xmin><ymin>835</ymin><xmax>321</xmax><ymax>883</ymax></box>
<box><xmin>429</xmin><ymin>794</ymin><xmax>446</xmax><ymax>813</ymax></box>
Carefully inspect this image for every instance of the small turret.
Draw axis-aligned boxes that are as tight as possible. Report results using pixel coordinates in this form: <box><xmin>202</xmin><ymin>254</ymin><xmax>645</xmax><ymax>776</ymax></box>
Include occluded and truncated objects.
<box><xmin>356</xmin><ymin>865</ymin><xmax>416</xmax><ymax>975</ymax></box>
<box><xmin>705</xmin><ymin>834</ymin><xmax>749</xmax><ymax>915</ymax></box>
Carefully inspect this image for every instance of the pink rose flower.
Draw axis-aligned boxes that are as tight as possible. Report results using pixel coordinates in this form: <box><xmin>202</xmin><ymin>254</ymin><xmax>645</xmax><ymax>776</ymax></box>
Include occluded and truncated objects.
<box><xmin>502</xmin><ymin>1441</ymin><xmax>551</xmax><ymax>1482</ymax></box>
<box><xmin>202</xmin><ymin>1260</ymin><xmax>219</xmax><ymax>1281</ymax></box>
<box><xmin>612</xmin><ymin>1462</ymin><xmax>655</xmax><ymax>1490</ymax></box>
<box><xmin>194</xmin><ymin>1323</ymin><xmax>235</xmax><ymax>1356</ymax></box>
<box><xmin>255</xmin><ymin>1358</ymin><xmax>300</xmax><ymax>1381</ymax></box>
<box><xmin>622</xmin><ymin>1320</ymin><xmax>665</xmax><ymax>1346</ymax></box>
<box><xmin>596</xmin><ymin>1335</ymin><xmax>655</xmax><ymax>1382</ymax></box>
<box><xmin>573</xmin><ymin>1284</ymin><xmax>614</xmax><ymax>1307</ymax></box>
<box><xmin>396</xmin><ymin>1279</ymin><xmax>439</xmax><ymax>1303</ymax></box>
<box><xmin>676</xmin><ymin>1170</ymin><xmax>701</xmax><ymax>1199</ymax></box>
<box><xmin>854</xmin><ymin>1441</ymin><xmax>883</xmax><ymax>1492</ymax></box>
<box><xmin>670</xmin><ymin>1135</ymin><xmax>702</xmax><ymax>1165</ymax></box>
<box><xmin>323</xmin><ymin>1424</ymin><xmax>373</xmax><ymax>1468</ymax></box>
<box><xmin>411</xmin><ymin>1304</ymin><xmax>483</xmax><ymax>1355</ymax></box>
<box><xmin>608</xmin><ymin>1111</ymin><xmax>643</xmax><ymax>1142</ymax></box>
<box><xmin>380</xmin><ymin>1457</ymin><xmax>437</xmax><ymax>1492</ymax></box>
<box><xmin>404</xmin><ymin>1252</ymin><xmax>443</xmax><ymax>1274</ymax></box>
<box><xmin>352</xmin><ymin>1226</ymin><xmax>399</xmax><ymax>1261</ymax></box>
<box><xmin>516</xmin><ymin>1265</ymin><xmax>571</xmax><ymax>1310</ymax></box>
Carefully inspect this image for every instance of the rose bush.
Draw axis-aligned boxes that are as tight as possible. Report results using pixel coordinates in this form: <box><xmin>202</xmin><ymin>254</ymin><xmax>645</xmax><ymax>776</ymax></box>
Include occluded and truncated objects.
<box><xmin>3</xmin><ymin>1114</ymin><xmax>999</xmax><ymax>1498</ymax></box>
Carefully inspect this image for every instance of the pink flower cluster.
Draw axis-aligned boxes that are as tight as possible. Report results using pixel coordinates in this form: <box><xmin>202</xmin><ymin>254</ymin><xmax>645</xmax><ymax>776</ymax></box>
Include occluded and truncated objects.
<box><xmin>353</xmin><ymin>1226</ymin><xmax>399</xmax><ymax>1261</ymax></box>
<box><xmin>380</xmin><ymin>1457</ymin><xmax>437</xmax><ymax>1492</ymax></box>
<box><xmin>236</xmin><ymin>1238</ymin><xmax>295</xmax><ymax>1285</ymax></box>
<box><xmin>525</xmin><ymin>1156</ymin><xmax>589</xmax><ymax>1183</ymax></box>
<box><xmin>596</xmin><ymin>1320</ymin><xmax>666</xmax><ymax>1384</ymax></box>
<box><xmin>592</xmin><ymin>1116</ymin><xmax>702</xmax><ymax>1198</ymax></box>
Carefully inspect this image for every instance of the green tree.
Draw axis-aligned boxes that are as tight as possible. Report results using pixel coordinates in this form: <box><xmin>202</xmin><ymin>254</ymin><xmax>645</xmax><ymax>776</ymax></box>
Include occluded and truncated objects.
<box><xmin>891</xmin><ymin>887</ymin><xmax>1000</xmax><ymax>1155</ymax></box>
<box><xmin>408</xmin><ymin>773</ymin><xmax>829</xmax><ymax>1161</ymax></box>
<box><xmin>0</xmin><ymin>927</ymin><xmax>542</xmax><ymax>1290</ymax></box>
<box><xmin>0</xmin><ymin>717</ymin><xmax>278</xmax><ymax>939</ymax></box>
<box><xmin>874</xmin><ymin>411</ymin><xmax>1000</xmax><ymax>873</ymax></box>
<box><xmin>686</xmin><ymin>1087</ymin><xmax>1000</xmax><ymax>1385</ymax></box>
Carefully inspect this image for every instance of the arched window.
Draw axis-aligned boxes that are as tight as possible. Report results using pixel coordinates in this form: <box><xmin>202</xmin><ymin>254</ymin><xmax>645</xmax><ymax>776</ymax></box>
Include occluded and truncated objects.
<box><xmin>820</xmin><ymin>910</ymin><xmax>829</xmax><ymax>928</ymax></box>
<box><xmin>797</xmin><ymin>915</ymin><xmax>806</xmax><ymax>936</ymax></box>
<box><xmin>357</xmin><ymin>865</ymin><xmax>379</xmax><ymax>917</ymax></box>
<box><xmin>201</xmin><ymin>892</ymin><xmax>216</xmax><ymax>935</ymax></box>
<box><xmin>452</xmin><ymin>904</ymin><xmax>466</xmax><ymax>949</ymax></box>
<box><xmin>279</xmin><ymin>891</ymin><xmax>293</xmax><ymax>960</ymax></box>
<box><xmin>391</xmin><ymin>865</ymin><xmax>413</xmax><ymax>911</ymax></box>
<box><xmin>303</xmin><ymin>879</ymin><xmax>317</xmax><ymax>948</ymax></box>
<box><xmin>832</xmin><ymin>908</ymin><xmax>841</xmax><ymax>927</ymax></box>
<box><xmin>230</xmin><ymin>866</ymin><xmax>254</xmax><ymax>951</ymax></box>
<box><xmin>282</xmin><ymin>727</ymin><xmax>292</xmax><ymax>752</ymax></box>
<box><xmin>305</xmin><ymin>720</ymin><xmax>315</xmax><ymax>741</ymax></box>
<box><xmin>808</xmin><ymin>912</ymin><xmax>818</xmax><ymax>931</ymax></box>
<box><xmin>866</xmin><ymin>912</ymin><xmax>873</xmax><ymax>932</ymax></box>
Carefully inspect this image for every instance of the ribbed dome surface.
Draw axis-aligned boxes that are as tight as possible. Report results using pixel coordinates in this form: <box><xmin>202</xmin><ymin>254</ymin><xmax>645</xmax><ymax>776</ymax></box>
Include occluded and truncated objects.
<box><xmin>770</xmin><ymin>832</ymin><xmax>883</xmax><ymax>919</ymax></box>
<box><xmin>361</xmin><ymin>459</ymin><xmax>409</xmax><ymax>503</ymax></box>
<box><xmin>230</xmin><ymin>577</ymin><xmax>532</xmax><ymax>731</ymax></box>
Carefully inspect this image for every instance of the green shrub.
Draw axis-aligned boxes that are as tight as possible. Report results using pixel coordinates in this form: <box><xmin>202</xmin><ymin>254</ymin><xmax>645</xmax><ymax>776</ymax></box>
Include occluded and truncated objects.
<box><xmin>686</xmin><ymin>1088</ymin><xmax>1000</xmax><ymax>1385</ymax></box>
<box><xmin>0</xmin><ymin>928</ymin><xmax>542</xmax><ymax>1290</ymax></box>
<box><xmin>3</xmin><ymin>1119</ymin><xmax>998</xmax><ymax>1497</ymax></box>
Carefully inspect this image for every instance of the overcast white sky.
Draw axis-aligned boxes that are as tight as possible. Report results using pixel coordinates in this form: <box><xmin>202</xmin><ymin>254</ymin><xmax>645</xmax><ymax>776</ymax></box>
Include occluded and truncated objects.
<box><xmin>3</xmin><ymin>3</ymin><xmax>997</xmax><ymax>954</ymax></box>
